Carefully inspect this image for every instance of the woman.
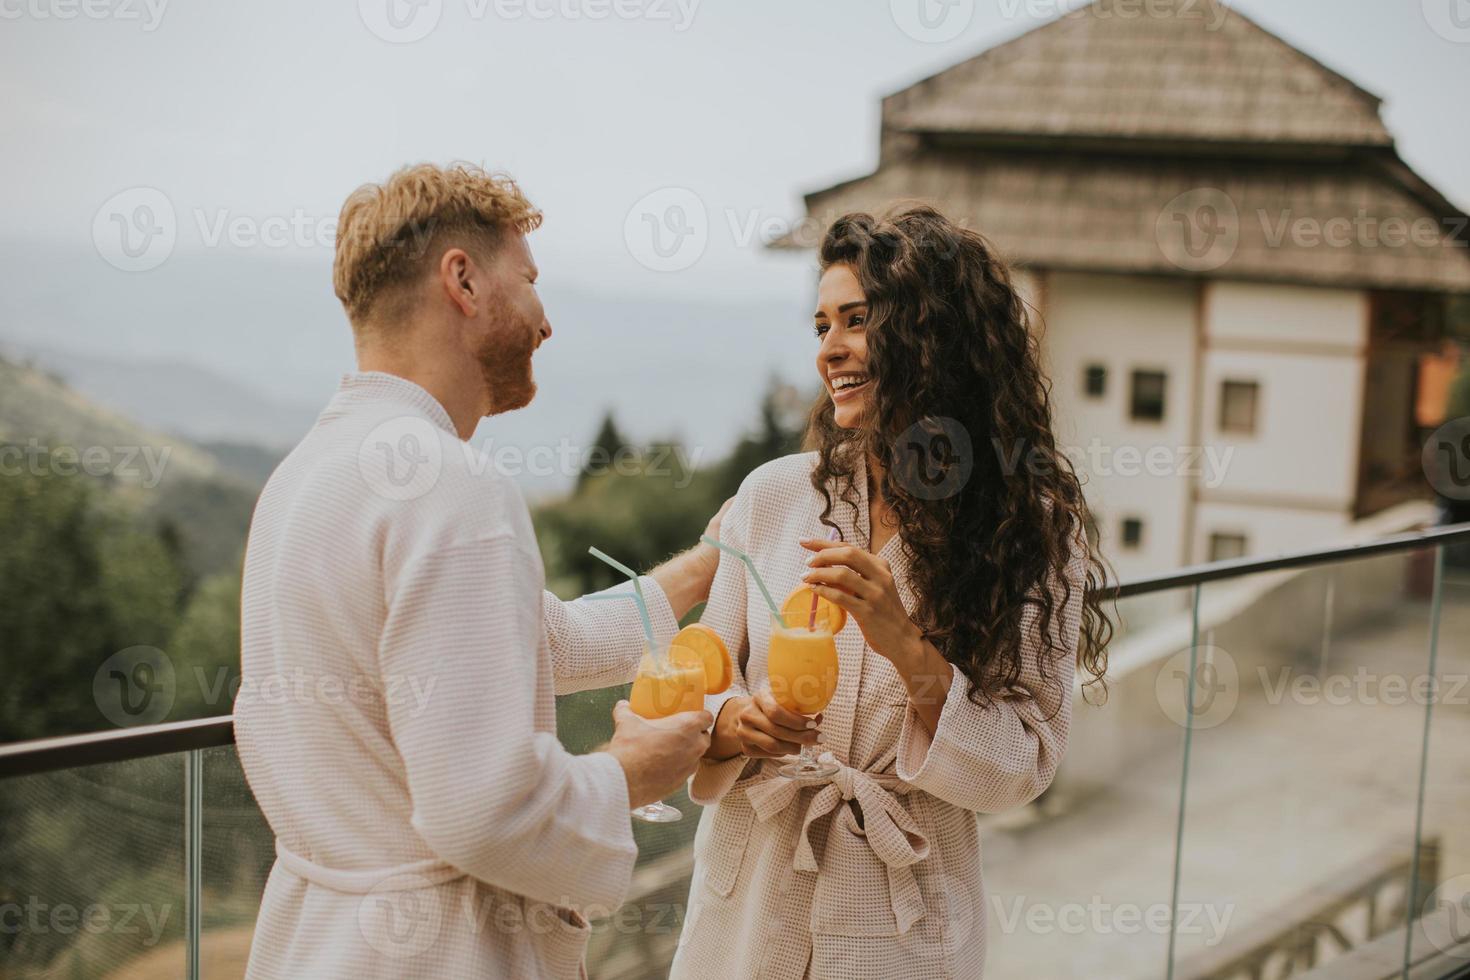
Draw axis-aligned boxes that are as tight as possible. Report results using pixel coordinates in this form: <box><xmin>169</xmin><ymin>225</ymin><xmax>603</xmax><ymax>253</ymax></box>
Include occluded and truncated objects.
<box><xmin>669</xmin><ymin>205</ymin><xmax>1112</xmax><ymax>979</ymax></box>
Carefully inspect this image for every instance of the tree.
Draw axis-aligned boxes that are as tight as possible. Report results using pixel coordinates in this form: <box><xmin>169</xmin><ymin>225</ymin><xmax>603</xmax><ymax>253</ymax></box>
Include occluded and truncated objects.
<box><xmin>577</xmin><ymin>411</ymin><xmax>631</xmax><ymax>494</ymax></box>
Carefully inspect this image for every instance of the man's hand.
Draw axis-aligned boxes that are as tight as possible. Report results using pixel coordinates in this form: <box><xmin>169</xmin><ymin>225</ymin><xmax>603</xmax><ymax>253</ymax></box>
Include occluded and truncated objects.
<box><xmin>606</xmin><ymin>701</ymin><xmax>714</xmax><ymax>809</ymax></box>
<box><xmin>705</xmin><ymin>687</ymin><xmax>821</xmax><ymax>761</ymax></box>
<box><xmin>647</xmin><ymin>497</ymin><xmax>734</xmax><ymax>619</ymax></box>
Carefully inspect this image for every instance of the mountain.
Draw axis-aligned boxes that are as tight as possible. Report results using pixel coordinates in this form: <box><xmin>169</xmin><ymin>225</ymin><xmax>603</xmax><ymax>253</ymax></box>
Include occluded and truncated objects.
<box><xmin>0</xmin><ymin>237</ymin><xmax>812</xmax><ymax>499</ymax></box>
<box><xmin>0</xmin><ymin>341</ymin><xmax>317</xmax><ymax>449</ymax></box>
<box><xmin>0</xmin><ymin>354</ymin><xmax>278</xmax><ymax>578</ymax></box>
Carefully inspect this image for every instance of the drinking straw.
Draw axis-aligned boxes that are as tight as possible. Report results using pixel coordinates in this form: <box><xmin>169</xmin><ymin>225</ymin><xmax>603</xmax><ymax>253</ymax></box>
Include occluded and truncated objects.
<box><xmin>585</xmin><ymin>543</ymin><xmax>655</xmax><ymax>628</ymax></box>
<box><xmin>581</xmin><ymin>593</ymin><xmax>656</xmax><ymax>653</ymax></box>
<box><xmin>700</xmin><ymin>534</ymin><xmax>781</xmax><ymax>620</ymax></box>
<box><xmin>806</xmin><ymin>527</ymin><xmax>842</xmax><ymax>630</ymax></box>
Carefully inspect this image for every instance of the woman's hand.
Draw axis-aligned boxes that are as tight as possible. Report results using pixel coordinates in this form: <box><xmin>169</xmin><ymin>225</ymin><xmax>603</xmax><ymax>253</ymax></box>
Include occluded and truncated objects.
<box><xmin>799</xmin><ymin>539</ymin><xmax>924</xmax><ymax>667</ymax></box>
<box><xmin>706</xmin><ymin>687</ymin><xmax>821</xmax><ymax>761</ymax></box>
<box><xmin>800</xmin><ymin>538</ymin><xmax>956</xmax><ymax>736</ymax></box>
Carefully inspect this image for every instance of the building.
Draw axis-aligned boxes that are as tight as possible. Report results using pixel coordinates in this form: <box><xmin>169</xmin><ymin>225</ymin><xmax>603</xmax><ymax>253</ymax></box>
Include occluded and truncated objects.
<box><xmin>772</xmin><ymin>0</ymin><xmax>1470</xmax><ymax>579</ymax></box>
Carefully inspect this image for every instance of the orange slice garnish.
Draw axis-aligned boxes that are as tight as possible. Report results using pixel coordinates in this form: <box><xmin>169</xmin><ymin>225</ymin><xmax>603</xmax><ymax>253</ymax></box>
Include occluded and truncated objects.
<box><xmin>781</xmin><ymin>584</ymin><xmax>847</xmax><ymax>636</ymax></box>
<box><xmin>672</xmin><ymin>623</ymin><xmax>733</xmax><ymax>695</ymax></box>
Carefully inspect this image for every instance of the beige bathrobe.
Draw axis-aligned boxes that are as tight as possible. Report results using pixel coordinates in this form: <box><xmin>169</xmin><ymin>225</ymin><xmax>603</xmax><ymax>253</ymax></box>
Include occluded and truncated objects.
<box><xmin>671</xmin><ymin>452</ymin><xmax>1088</xmax><ymax>980</ymax></box>
<box><xmin>236</xmin><ymin>372</ymin><xmax>676</xmax><ymax>979</ymax></box>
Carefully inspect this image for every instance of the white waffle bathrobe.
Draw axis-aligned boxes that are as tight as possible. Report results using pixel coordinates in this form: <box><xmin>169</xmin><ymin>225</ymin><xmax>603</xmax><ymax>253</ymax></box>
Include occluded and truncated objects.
<box><xmin>670</xmin><ymin>452</ymin><xmax>1088</xmax><ymax>980</ymax></box>
<box><xmin>236</xmin><ymin>372</ymin><xmax>675</xmax><ymax>979</ymax></box>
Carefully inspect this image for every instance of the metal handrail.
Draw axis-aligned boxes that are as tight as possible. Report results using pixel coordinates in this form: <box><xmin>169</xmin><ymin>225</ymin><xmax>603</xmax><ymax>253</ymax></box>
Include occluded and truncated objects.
<box><xmin>3</xmin><ymin>520</ymin><xmax>1468</xmax><ymax>780</ymax></box>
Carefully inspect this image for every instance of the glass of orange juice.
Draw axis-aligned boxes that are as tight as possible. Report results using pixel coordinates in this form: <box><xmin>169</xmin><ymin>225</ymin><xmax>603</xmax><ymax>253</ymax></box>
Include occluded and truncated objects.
<box><xmin>767</xmin><ymin>610</ymin><xmax>840</xmax><ymax>781</ymax></box>
<box><xmin>627</xmin><ymin>641</ymin><xmax>706</xmax><ymax>822</ymax></box>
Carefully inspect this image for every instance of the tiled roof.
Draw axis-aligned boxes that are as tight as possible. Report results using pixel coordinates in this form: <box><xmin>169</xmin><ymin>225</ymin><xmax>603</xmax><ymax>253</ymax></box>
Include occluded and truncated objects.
<box><xmin>770</xmin><ymin>0</ymin><xmax>1470</xmax><ymax>292</ymax></box>
<box><xmin>884</xmin><ymin>0</ymin><xmax>1391</xmax><ymax>148</ymax></box>
<box><xmin>769</xmin><ymin>149</ymin><xmax>1470</xmax><ymax>293</ymax></box>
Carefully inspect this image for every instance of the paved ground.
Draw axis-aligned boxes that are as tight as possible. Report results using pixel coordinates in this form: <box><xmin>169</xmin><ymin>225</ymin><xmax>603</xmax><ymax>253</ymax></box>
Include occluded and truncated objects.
<box><xmin>979</xmin><ymin>577</ymin><xmax>1470</xmax><ymax>979</ymax></box>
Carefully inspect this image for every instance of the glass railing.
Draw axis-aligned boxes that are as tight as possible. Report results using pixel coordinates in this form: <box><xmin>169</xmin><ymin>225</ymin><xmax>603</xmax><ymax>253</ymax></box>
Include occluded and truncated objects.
<box><xmin>3</xmin><ymin>524</ymin><xmax>1469</xmax><ymax>980</ymax></box>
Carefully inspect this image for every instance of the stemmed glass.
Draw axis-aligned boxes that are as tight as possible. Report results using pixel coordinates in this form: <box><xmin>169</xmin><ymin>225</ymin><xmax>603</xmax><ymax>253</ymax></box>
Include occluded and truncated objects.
<box><xmin>766</xmin><ymin>609</ymin><xmax>840</xmax><ymax>781</ymax></box>
<box><xmin>625</xmin><ymin>638</ymin><xmax>706</xmax><ymax>822</ymax></box>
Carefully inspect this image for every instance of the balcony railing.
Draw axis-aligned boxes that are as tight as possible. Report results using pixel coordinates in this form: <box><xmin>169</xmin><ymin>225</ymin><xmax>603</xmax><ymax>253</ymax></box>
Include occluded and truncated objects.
<box><xmin>3</xmin><ymin>523</ymin><xmax>1470</xmax><ymax>980</ymax></box>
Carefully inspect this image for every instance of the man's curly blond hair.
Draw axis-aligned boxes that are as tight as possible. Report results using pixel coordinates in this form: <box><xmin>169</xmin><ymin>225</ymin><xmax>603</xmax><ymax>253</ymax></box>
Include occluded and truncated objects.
<box><xmin>333</xmin><ymin>162</ymin><xmax>543</xmax><ymax>326</ymax></box>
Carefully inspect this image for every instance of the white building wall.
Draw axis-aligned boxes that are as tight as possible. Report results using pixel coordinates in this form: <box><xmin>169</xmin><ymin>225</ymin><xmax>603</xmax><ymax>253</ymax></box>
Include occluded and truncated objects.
<box><xmin>1195</xmin><ymin>282</ymin><xmax>1367</xmax><ymax>561</ymax></box>
<box><xmin>1041</xmin><ymin>272</ymin><xmax>1199</xmax><ymax>581</ymax></box>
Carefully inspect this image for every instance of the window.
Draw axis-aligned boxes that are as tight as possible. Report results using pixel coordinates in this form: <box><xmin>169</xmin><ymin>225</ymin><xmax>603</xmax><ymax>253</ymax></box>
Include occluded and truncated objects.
<box><xmin>1209</xmin><ymin>532</ymin><xmax>1248</xmax><ymax>562</ymax></box>
<box><xmin>1220</xmin><ymin>380</ymin><xmax>1259</xmax><ymax>434</ymax></box>
<box><xmin>1084</xmin><ymin>364</ymin><xmax>1107</xmax><ymax>398</ymax></box>
<box><xmin>1120</xmin><ymin>517</ymin><xmax>1144</xmax><ymax>550</ymax></box>
<box><xmin>1130</xmin><ymin>370</ymin><xmax>1167</xmax><ymax>422</ymax></box>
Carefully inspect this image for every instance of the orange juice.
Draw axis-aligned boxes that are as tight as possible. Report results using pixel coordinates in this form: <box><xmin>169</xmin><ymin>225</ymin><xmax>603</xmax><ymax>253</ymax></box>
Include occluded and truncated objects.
<box><xmin>767</xmin><ymin>620</ymin><xmax>839</xmax><ymax>715</ymax></box>
<box><xmin>629</xmin><ymin>646</ymin><xmax>706</xmax><ymax>719</ymax></box>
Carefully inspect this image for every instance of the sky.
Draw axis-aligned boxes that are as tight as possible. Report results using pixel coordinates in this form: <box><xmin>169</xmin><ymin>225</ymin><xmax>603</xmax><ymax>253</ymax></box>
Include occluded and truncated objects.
<box><xmin>1</xmin><ymin>0</ymin><xmax>1467</xmax><ymax>484</ymax></box>
<box><xmin>3</xmin><ymin>0</ymin><xmax>1467</xmax><ymax>302</ymax></box>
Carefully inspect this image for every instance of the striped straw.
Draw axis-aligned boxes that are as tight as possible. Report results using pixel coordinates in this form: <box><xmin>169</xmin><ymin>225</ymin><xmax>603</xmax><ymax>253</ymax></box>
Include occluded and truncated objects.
<box><xmin>586</xmin><ymin>547</ymin><xmax>656</xmax><ymax>651</ymax></box>
<box><xmin>581</xmin><ymin>593</ymin><xmax>656</xmax><ymax>653</ymax></box>
<box><xmin>700</xmin><ymin>534</ymin><xmax>782</xmax><ymax>620</ymax></box>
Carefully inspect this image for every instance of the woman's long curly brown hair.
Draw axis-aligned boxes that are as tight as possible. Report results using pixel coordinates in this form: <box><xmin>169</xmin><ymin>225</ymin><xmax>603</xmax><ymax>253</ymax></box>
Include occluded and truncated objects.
<box><xmin>808</xmin><ymin>204</ymin><xmax>1112</xmax><ymax>709</ymax></box>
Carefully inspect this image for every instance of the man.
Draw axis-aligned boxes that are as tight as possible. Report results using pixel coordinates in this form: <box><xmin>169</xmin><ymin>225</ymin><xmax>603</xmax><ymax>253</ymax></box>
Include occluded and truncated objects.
<box><xmin>235</xmin><ymin>163</ymin><xmax>720</xmax><ymax>978</ymax></box>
